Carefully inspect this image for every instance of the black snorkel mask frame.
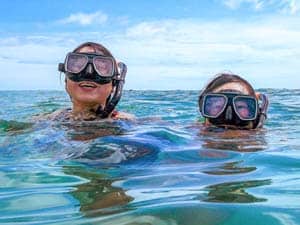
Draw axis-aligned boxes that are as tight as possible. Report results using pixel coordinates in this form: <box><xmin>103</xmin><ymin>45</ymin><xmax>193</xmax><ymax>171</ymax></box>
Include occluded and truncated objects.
<box><xmin>58</xmin><ymin>52</ymin><xmax>117</xmax><ymax>85</ymax></box>
<box><xmin>199</xmin><ymin>92</ymin><xmax>269</xmax><ymax>129</ymax></box>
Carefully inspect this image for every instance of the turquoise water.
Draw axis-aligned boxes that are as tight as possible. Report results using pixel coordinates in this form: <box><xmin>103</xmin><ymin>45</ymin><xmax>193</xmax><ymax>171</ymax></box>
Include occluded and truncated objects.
<box><xmin>0</xmin><ymin>89</ymin><xmax>300</xmax><ymax>225</ymax></box>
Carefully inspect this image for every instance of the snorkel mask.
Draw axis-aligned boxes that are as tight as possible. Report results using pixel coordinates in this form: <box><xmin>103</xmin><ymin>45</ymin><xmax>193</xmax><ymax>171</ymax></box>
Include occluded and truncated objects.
<box><xmin>198</xmin><ymin>73</ymin><xmax>269</xmax><ymax>129</ymax></box>
<box><xmin>58</xmin><ymin>42</ymin><xmax>127</xmax><ymax>118</ymax></box>
<box><xmin>58</xmin><ymin>52</ymin><xmax>116</xmax><ymax>84</ymax></box>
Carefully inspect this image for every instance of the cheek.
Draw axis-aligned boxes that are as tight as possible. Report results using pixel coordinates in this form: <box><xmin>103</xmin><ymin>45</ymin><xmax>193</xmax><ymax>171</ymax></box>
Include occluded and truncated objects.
<box><xmin>97</xmin><ymin>84</ymin><xmax>113</xmax><ymax>100</ymax></box>
<box><xmin>65</xmin><ymin>79</ymin><xmax>76</xmax><ymax>96</ymax></box>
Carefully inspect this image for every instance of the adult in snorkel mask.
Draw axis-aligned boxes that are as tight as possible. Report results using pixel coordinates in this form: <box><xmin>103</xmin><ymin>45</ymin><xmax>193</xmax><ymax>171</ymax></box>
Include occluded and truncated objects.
<box><xmin>55</xmin><ymin>41</ymin><xmax>133</xmax><ymax>121</ymax></box>
<box><xmin>198</xmin><ymin>73</ymin><xmax>269</xmax><ymax>130</ymax></box>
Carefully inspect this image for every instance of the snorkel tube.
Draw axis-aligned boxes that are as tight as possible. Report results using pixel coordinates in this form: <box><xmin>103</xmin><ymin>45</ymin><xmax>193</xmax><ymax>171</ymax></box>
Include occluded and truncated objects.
<box><xmin>96</xmin><ymin>62</ymin><xmax>127</xmax><ymax>118</ymax></box>
<box><xmin>254</xmin><ymin>93</ymin><xmax>269</xmax><ymax>129</ymax></box>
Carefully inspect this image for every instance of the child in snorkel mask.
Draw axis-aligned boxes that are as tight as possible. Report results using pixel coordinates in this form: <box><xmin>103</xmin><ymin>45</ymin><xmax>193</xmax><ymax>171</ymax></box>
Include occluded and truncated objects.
<box><xmin>47</xmin><ymin>42</ymin><xmax>133</xmax><ymax>121</ymax></box>
<box><xmin>198</xmin><ymin>73</ymin><xmax>269</xmax><ymax>130</ymax></box>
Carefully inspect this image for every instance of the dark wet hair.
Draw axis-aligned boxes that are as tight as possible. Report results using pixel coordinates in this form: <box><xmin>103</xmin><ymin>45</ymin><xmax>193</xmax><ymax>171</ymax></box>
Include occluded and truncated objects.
<box><xmin>73</xmin><ymin>42</ymin><xmax>113</xmax><ymax>56</ymax></box>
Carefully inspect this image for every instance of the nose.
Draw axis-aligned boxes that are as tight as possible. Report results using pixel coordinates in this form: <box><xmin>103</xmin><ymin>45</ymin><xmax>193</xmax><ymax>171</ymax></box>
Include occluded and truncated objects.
<box><xmin>225</xmin><ymin>106</ymin><xmax>232</xmax><ymax>120</ymax></box>
<box><xmin>85</xmin><ymin>63</ymin><xmax>94</xmax><ymax>75</ymax></box>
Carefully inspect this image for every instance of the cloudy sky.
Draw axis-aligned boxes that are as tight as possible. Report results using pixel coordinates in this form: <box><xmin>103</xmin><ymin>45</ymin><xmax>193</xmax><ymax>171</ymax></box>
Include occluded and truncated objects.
<box><xmin>0</xmin><ymin>0</ymin><xmax>299</xmax><ymax>90</ymax></box>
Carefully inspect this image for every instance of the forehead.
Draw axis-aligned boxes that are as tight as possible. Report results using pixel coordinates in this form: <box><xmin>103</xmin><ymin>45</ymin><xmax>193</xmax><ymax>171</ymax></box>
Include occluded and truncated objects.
<box><xmin>77</xmin><ymin>46</ymin><xmax>106</xmax><ymax>55</ymax></box>
<box><xmin>212</xmin><ymin>82</ymin><xmax>252</xmax><ymax>95</ymax></box>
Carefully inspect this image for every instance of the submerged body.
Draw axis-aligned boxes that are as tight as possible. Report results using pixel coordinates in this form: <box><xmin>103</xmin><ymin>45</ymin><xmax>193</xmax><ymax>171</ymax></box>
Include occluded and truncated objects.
<box><xmin>1</xmin><ymin>89</ymin><xmax>299</xmax><ymax>225</ymax></box>
<box><xmin>36</xmin><ymin>108</ymin><xmax>134</xmax><ymax>122</ymax></box>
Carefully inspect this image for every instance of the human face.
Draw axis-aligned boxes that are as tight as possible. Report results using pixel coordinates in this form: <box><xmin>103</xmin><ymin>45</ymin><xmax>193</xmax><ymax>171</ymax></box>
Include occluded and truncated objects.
<box><xmin>65</xmin><ymin>46</ymin><xmax>113</xmax><ymax>108</ymax></box>
<box><xmin>66</xmin><ymin>78</ymin><xmax>112</xmax><ymax>106</ymax></box>
<box><xmin>203</xmin><ymin>81</ymin><xmax>257</xmax><ymax>128</ymax></box>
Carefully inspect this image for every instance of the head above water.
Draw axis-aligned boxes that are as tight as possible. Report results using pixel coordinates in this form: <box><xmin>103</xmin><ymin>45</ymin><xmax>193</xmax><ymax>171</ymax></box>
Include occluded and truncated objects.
<box><xmin>198</xmin><ymin>73</ymin><xmax>269</xmax><ymax>129</ymax></box>
<box><xmin>58</xmin><ymin>42</ymin><xmax>127</xmax><ymax>119</ymax></box>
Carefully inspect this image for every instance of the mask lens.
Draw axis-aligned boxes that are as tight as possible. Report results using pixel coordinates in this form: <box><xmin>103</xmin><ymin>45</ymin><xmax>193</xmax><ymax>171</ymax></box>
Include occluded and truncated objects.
<box><xmin>203</xmin><ymin>95</ymin><xmax>227</xmax><ymax>118</ymax></box>
<box><xmin>93</xmin><ymin>57</ymin><xmax>114</xmax><ymax>77</ymax></box>
<box><xmin>66</xmin><ymin>54</ymin><xmax>88</xmax><ymax>73</ymax></box>
<box><xmin>233</xmin><ymin>97</ymin><xmax>257</xmax><ymax>120</ymax></box>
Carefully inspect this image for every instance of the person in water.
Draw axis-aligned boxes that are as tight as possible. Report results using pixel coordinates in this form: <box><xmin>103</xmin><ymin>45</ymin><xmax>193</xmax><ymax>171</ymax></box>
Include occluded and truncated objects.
<box><xmin>198</xmin><ymin>73</ymin><xmax>269</xmax><ymax>130</ymax></box>
<box><xmin>46</xmin><ymin>42</ymin><xmax>133</xmax><ymax>121</ymax></box>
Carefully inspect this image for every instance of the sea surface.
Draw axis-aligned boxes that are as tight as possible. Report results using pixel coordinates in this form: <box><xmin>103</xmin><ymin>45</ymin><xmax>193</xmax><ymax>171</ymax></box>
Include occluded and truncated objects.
<box><xmin>0</xmin><ymin>89</ymin><xmax>300</xmax><ymax>225</ymax></box>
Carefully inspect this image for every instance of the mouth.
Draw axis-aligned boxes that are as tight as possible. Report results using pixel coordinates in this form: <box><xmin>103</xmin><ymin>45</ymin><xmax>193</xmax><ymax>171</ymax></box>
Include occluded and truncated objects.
<box><xmin>78</xmin><ymin>81</ymin><xmax>98</xmax><ymax>88</ymax></box>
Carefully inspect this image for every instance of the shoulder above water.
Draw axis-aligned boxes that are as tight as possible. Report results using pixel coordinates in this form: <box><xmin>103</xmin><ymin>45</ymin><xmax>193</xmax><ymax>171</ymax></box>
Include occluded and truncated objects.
<box><xmin>32</xmin><ymin>108</ymin><xmax>135</xmax><ymax>122</ymax></box>
<box><xmin>112</xmin><ymin>111</ymin><xmax>136</xmax><ymax>120</ymax></box>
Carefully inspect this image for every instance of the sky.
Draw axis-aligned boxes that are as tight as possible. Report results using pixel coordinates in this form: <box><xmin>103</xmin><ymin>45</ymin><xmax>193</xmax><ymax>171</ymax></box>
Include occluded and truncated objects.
<box><xmin>0</xmin><ymin>0</ymin><xmax>300</xmax><ymax>90</ymax></box>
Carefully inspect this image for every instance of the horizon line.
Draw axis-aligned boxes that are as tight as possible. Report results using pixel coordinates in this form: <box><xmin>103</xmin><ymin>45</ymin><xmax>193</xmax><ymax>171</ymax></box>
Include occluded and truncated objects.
<box><xmin>1</xmin><ymin>88</ymin><xmax>299</xmax><ymax>91</ymax></box>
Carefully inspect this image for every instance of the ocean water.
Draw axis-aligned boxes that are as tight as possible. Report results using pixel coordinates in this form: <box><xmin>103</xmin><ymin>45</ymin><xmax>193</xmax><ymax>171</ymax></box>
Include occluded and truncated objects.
<box><xmin>0</xmin><ymin>89</ymin><xmax>300</xmax><ymax>225</ymax></box>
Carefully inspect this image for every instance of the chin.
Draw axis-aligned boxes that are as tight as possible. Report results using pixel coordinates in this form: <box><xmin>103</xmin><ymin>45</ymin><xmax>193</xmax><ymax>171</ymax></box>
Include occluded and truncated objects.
<box><xmin>75</xmin><ymin>92</ymin><xmax>105</xmax><ymax>105</ymax></box>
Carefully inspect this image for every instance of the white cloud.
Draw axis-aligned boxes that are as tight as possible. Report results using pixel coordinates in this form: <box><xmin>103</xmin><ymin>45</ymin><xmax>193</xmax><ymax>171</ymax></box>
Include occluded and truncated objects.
<box><xmin>223</xmin><ymin>0</ymin><xmax>300</xmax><ymax>14</ymax></box>
<box><xmin>115</xmin><ymin>18</ymin><xmax>300</xmax><ymax>89</ymax></box>
<box><xmin>1</xmin><ymin>15</ymin><xmax>300</xmax><ymax>90</ymax></box>
<box><xmin>285</xmin><ymin>0</ymin><xmax>300</xmax><ymax>14</ymax></box>
<box><xmin>223</xmin><ymin>0</ymin><xmax>264</xmax><ymax>10</ymax></box>
<box><xmin>58</xmin><ymin>11</ymin><xmax>108</xmax><ymax>26</ymax></box>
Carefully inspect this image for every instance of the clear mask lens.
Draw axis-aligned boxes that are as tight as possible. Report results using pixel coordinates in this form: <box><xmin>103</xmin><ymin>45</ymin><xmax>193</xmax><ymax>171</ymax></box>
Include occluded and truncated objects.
<box><xmin>202</xmin><ymin>94</ymin><xmax>258</xmax><ymax>121</ymax></box>
<box><xmin>93</xmin><ymin>56</ymin><xmax>114</xmax><ymax>77</ymax></box>
<box><xmin>203</xmin><ymin>95</ymin><xmax>227</xmax><ymax>118</ymax></box>
<box><xmin>65</xmin><ymin>53</ymin><xmax>114</xmax><ymax>77</ymax></box>
<box><xmin>233</xmin><ymin>96</ymin><xmax>257</xmax><ymax>120</ymax></box>
<box><xmin>66</xmin><ymin>54</ymin><xmax>88</xmax><ymax>74</ymax></box>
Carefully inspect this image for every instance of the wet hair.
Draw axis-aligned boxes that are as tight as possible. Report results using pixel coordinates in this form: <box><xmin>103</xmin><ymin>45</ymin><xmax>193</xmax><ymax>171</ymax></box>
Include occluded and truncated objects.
<box><xmin>73</xmin><ymin>42</ymin><xmax>114</xmax><ymax>56</ymax></box>
<box><xmin>200</xmin><ymin>73</ymin><xmax>256</xmax><ymax>97</ymax></box>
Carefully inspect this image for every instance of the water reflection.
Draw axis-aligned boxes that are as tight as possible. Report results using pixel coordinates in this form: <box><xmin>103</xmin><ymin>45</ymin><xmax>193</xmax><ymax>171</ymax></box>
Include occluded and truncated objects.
<box><xmin>60</xmin><ymin>121</ymin><xmax>126</xmax><ymax>141</ymax></box>
<box><xmin>198</xmin><ymin>126</ymin><xmax>268</xmax><ymax>152</ymax></box>
<box><xmin>204</xmin><ymin>179</ymin><xmax>271</xmax><ymax>203</ymax></box>
<box><xmin>204</xmin><ymin>161</ymin><xmax>256</xmax><ymax>175</ymax></box>
<box><xmin>63</xmin><ymin>165</ymin><xmax>133</xmax><ymax>217</ymax></box>
<box><xmin>71</xmin><ymin>136</ymin><xmax>159</xmax><ymax>164</ymax></box>
<box><xmin>0</xmin><ymin>119</ymin><xmax>33</xmax><ymax>134</ymax></box>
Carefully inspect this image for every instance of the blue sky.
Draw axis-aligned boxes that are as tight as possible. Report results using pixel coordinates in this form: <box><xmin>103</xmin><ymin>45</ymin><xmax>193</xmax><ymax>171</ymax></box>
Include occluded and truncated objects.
<box><xmin>0</xmin><ymin>0</ymin><xmax>299</xmax><ymax>90</ymax></box>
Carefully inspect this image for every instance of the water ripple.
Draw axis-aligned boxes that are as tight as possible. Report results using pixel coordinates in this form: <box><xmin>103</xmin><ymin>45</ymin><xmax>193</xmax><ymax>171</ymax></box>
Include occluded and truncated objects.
<box><xmin>1</xmin><ymin>90</ymin><xmax>300</xmax><ymax>224</ymax></box>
